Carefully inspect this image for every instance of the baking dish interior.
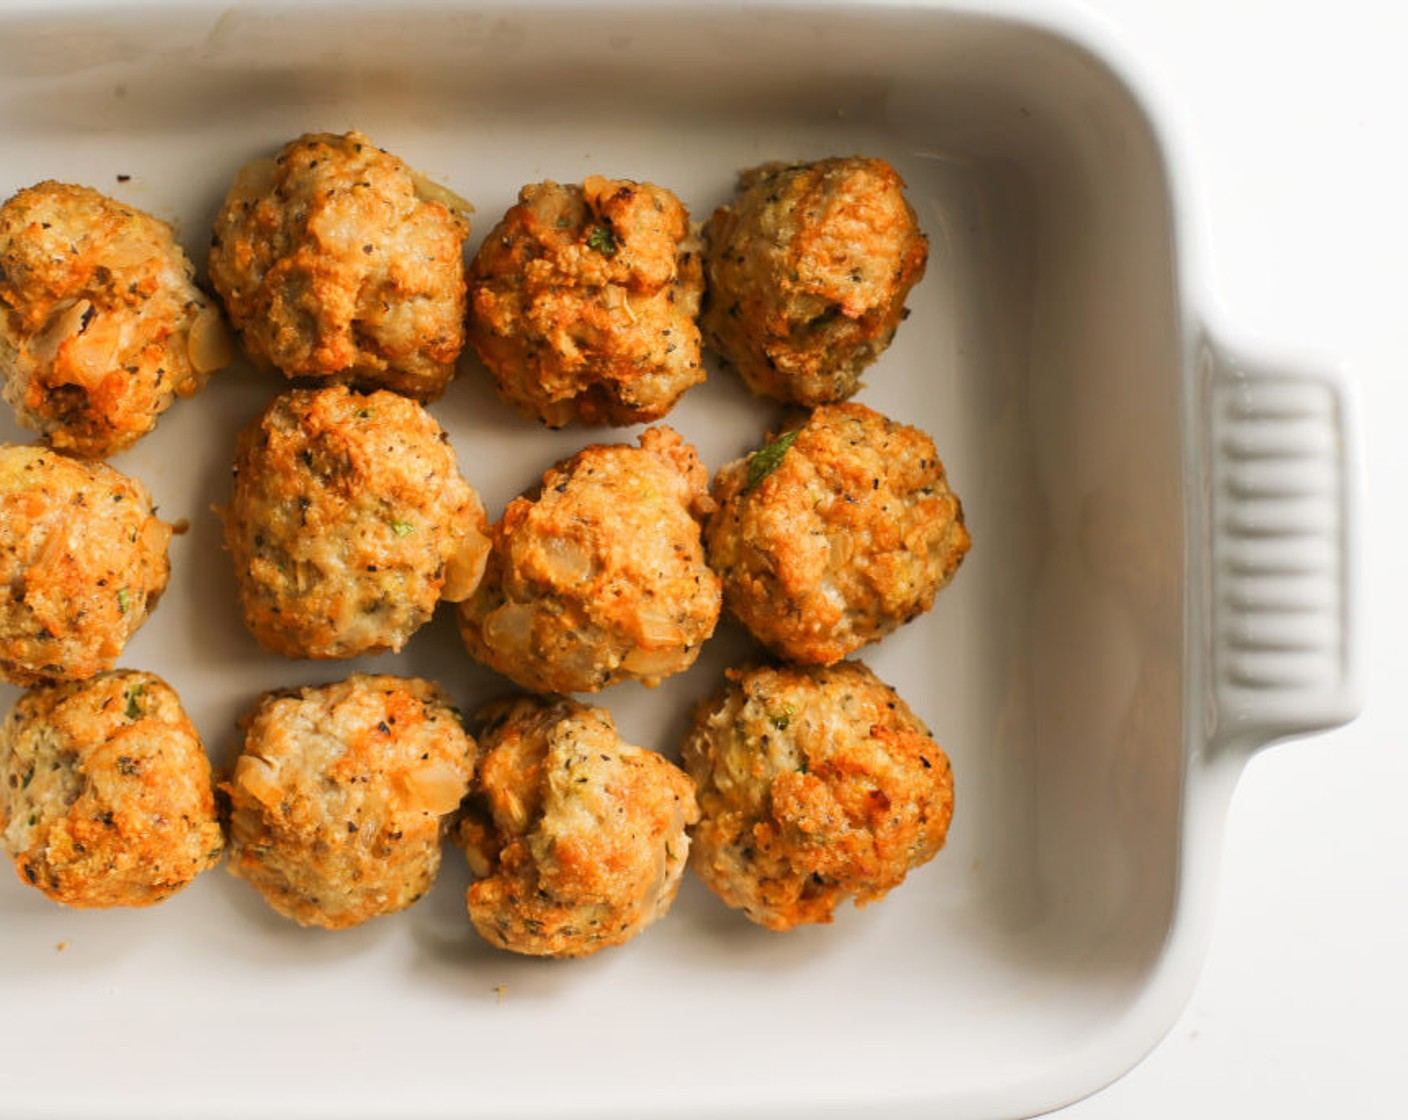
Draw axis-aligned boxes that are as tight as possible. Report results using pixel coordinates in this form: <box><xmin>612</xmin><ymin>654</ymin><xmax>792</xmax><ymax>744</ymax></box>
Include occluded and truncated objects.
<box><xmin>0</xmin><ymin>4</ymin><xmax>1190</xmax><ymax>1116</ymax></box>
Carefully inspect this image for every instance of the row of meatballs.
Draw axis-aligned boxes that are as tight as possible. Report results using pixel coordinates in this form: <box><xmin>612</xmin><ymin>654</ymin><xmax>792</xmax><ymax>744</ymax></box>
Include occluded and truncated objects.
<box><xmin>0</xmin><ymin>393</ymin><xmax>969</xmax><ymax>693</ymax></box>
<box><xmin>0</xmin><ymin>131</ymin><xmax>928</xmax><ymax>457</ymax></box>
<box><xmin>0</xmin><ymin>661</ymin><xmax>954</xmax><ymax>950</ymax></box>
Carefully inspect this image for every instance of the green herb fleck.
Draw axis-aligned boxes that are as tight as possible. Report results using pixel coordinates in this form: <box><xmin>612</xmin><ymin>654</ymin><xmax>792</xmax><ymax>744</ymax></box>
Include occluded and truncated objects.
<box><xmin>21</xmin><ymin>766</ymin><xmax>34</xmax><ymax>791</ymax></box>
<box><xmin>769</xmin><ymin>702</ymin><xmax>798</xmax><ymax>731</ymax></box>
<box><xmin>745</xmin><ymin>429</ymin><xmax>800</xmax><ymax>491</ymax></box>
<box><xmin>355</xmin><ymin>407</ymin><xmax>375</xmax><ymax>420</ymax></box>
<box><xmin>117</xmin><ymin>756</ymin><xmax>140</xmax><ymax>777</ymax></box>
<box><xmin>391</xmin><ymin>519</ymin><xmax>415</xmax><ymax>538</ymax></box>
<box><xmin>124</xmin><ymin>684</ymin><xmax>144</xmax><ymax>720</ymax></box>
<box><xmin>116</xmin><ymin>587</ymin><xmax>130</xmax><ymax>615</ymax></box>
<box><xmin>585</xmin><ymin>225</ymin><xmax>618</xmax><ymax>257</ymax></box>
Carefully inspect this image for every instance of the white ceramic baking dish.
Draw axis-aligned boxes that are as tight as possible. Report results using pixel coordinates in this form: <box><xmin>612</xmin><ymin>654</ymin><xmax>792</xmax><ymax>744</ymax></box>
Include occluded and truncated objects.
<box><xmin>0</xmin><ymin>2</ymin><xmax>1359</xmax><ymax>1117</ymax></box>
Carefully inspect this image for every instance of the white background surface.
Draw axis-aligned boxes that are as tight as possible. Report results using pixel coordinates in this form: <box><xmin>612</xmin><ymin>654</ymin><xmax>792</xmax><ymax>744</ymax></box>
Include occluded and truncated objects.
<box><xmin>1051</xmin><ymin>1</ymin><xmax>1406</xmax><ymax>1117</ymax></box>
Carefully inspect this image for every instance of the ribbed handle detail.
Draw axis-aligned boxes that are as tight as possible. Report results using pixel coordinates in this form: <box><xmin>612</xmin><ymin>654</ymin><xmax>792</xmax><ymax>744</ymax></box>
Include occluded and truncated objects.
<box><xmin>1208</xmin><ymin>353</ymin><xmax>1358</xmax><ymax>746</ymax></box>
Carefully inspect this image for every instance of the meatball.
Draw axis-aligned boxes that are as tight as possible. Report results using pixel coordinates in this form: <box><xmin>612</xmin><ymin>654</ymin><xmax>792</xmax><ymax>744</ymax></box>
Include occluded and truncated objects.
<box><xmin>701</xmin><ymin>156</ymin><xmax>928</xmax><ymax>405</ymax></box>
<box><xmin>456</xmin><ymin>694</ymin><xmax>698</xmax><ymax>957</ymax></box>
<box><xmin>0</xmin><ymin>181</ymin><xmax>232</xmax><ymax>457</ymax></box>
<box><xmin>223</xmin><ymin>385</ymin><xmax>489</xmax><ymax>660</ymax></box>
<box><xmin>458</xmin><ymin>426</ymin><xmax>721</xmax><ymax>694</ymax></box>
<box><xmin>223</xmin><ymin>673</ymin><xmax>476</xmax><ymax>930</ymax></box>
<box><xmin>682</xmin><ymin>660</ymin><xmax>954</xmax><ymax>931</ymax></box>
<box><xmin>467</xmin><ymin>176</ymin><xmax>705</xmax><ymax>427</ymax></box>
<box><xmin>706</xmin><ymin>403</ymin><xmax>969</xmax><ymax>665</ymax></box>
<box><xmin>208</xmin><ymin>130</ymin><xmax>470</xmax><ymax>401</ymax></box>
<box><xmin>0</xmin><ymin>671</ymin><xmax>224</xmax><ymax>908</ymax></box>
<box><xmin>0</xmin><ymin>444</ymin><xmax>171</xmax><ymax>686</ymax></box>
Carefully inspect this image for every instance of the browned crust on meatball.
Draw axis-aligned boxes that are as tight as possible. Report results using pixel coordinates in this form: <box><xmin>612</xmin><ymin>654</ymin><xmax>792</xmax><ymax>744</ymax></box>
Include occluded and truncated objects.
<box><xmin>455</xmin><ymin>694</ymin><xmax>698</xmax><ymax>957</ymax></box>
<box><xmin>701</xmin><ymin>156</ymin><xmax>928</xmax><ymax>405</ymax></box>
<box><xmin>0</xmin><ymin>181</ymin><xmax>231</xmax><ymax>458</ymax></box>
<box><xmin>0</xmin><ymin>671</ymin><xmax>224</xmax><ymax>908</ymax></box>
<box><xmin>223</xmin><ymin>673</ymin><xmax>476</xmax><ymax>930</ymax></box>
<box><xmin>223</xmin><ymin>386</ymin><xmax>489</xmax><ymax>660</ymax></box>
<box><xmin>706</xmin><ymin>403</ymin><xmax>969</xmax><ymax>665</ymax></box>
<box><xmin>467</xmin><ymin>176</ymin><xmax>705</xmax><ymax>427</ymax></box>
<box><xmin>681</xmin><ymin>660</ymin><xmax>954</xmax><ymax>931</ymax></box>
<box><xmin>208</xmin><ymin>131</ymin><xmax>469</xmax><ymax>401</ymax></box>
<box><xmin>0</xmin><ymin>445</ymin><xmax>171</xmax><ymax>686</ymax></box>
<box><xmin>458</xmin><ymin>426</ymin><xmax>721</xmax><ymax>693</ymax></box>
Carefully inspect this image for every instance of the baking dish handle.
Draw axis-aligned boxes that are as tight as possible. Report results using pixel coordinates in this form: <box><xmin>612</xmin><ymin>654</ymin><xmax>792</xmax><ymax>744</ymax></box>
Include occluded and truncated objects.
<box><xmin>1202</xmin><ymin>334</ymin><xmax>1361</xmax><ymax>753</ymax></box>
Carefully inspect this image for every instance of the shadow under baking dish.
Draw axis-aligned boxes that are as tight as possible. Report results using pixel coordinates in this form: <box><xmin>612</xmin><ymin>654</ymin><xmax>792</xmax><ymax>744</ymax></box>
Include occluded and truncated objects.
<box><xmin>0</xmin><ymin>4</ymin><xmax>1196</xmax><ymax>1118</ymax></box>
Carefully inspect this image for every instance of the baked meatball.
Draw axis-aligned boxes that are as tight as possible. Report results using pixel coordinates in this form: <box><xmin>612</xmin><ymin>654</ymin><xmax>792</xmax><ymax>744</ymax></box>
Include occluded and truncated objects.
<box><xmin>456</xmin><ymin>694</ymin><xmax>698</xmax><ymax>957</ymax></box>
<box><xmin>208</xmin><ymin>130</ymin><xmax>470</xmax><ymax>401</ymax></box>
<box><xmin>468</xmin><ymin>177</ymin><xmax>705</xmax><ymax>427</ymax></box>
<box><xmin>706</xmin><ymin>403</ymin><xmax>969</xmax><ymax>665</ymax></box>
<box><xmin>458</xmin><ymin>426</ymin><xmax>721</xmax><ymax>694</ymax></box>
<box><xmin>0</xmin><ymin>444</ymin><xmax>171</xmax><ymax>686</ymax></box>
<box><xmin>0</xmin><ymin>671</ymin><xmax>224</xmax><ymax>908</ymax></box>
<box><xmin>224</xmin><ymin>385</ymin><xmax>489</xmax><ymax>660</ymax></box>
<box><xmin>701</xmin><ymin>156</ymin><xmax>928</xmax><ymax>405</ymax></box>
<box><xmin>682</xmin><ymin>660</ymin><xmax>954</xmax><ymax>931</ymax></box>
<box><xmin>224</xmin><ymin>673</ymin><xmax>476</xmax><ymax>930</ymax></box>
<box><xmin>0</xmin><ymin>181</ymin><xmax>232</xmax><ymax>457</ymax></box>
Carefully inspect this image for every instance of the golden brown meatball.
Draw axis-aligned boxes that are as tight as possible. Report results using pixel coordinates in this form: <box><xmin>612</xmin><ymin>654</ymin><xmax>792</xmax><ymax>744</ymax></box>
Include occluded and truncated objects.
<box><xmin>468</xmin><ymin>176</ymin><xmax>705</xmax><ymax>427</ymax></box>
<box><xmin>701</xmin><ymin>157</ymin><xmax>928</xmax><ymax>405</ymax></box>
<box><xmin>208</xmin><ymin>131</ymin><xmax>470</xmax><ymax>401</ymax></box>
<box><xmin>0</xmin><ymin>181</ymin><xmax>232</xmax><ymax>457</ymax></box>
<box><xmin>706</xmin><ymin>403</ymin><xmax>969</xmax><ymax>665</ymax></box>
<box><xmin>223</xmin><ymin>386</ymin><xmax>489</xmax><ymax>660</ymax></box>
<box><xmin>456</xmin><ymin>694</ymin><xmax>698</xmax><ymax>957</ymax></box>
<box><xmin>0</xmin><ymin>444</ymin><xmax>171</xmax><ymax>686</ymax></box>
<box><xmin>0</xmin><ymin>671</ymin><xmax>224</xmax><ymax>908</ymax></box>
<box><xmin>682</xmin><ymin>660</ymin><xmax>954</xmax><ymax>931</ymax></box>
<box><xmin>458</xmin><ymin>426</ymin><xmax>721</xmax><ymax>694</ymax></box>
<box><xmin>224</xmin><ymin>673</ymin><xmax>476</xmax><ymax>930</ymax></box>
